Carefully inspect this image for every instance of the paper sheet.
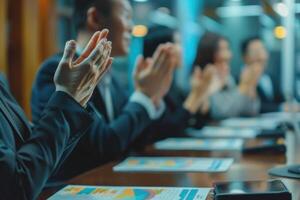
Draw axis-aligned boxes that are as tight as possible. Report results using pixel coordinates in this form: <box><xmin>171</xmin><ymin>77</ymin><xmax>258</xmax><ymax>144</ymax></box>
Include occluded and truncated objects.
<box><xmin>154</xmin><ymin>138</ymin><xmax>244</xmax><ymax>151</ymax></box>
<box><xmin>48</xmin><ymin>185</ymin><xmax>211</xmax><ymax>200</ymax></box>
<box><xmin>113</xmin><ymin>157</ymin><xmax>234</xmax><ymax>172</ymax></box>
<box><xmin>189</xmin><ymin>126</ymin><xmax>259</xmax><ymax>139</ymax></box>
<box><xmin>221</xmin><ymin>117</ymin><xmax>279</xmax><ymax>130</ymax></box>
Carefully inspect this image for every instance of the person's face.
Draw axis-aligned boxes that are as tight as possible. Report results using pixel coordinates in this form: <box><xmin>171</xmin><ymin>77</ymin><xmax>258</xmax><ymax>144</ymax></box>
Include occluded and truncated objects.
<box><xmin>108</xmin><ymin>0</ymin><xmax>133</xmax><ymax>56</ymax></box>
<box><xmin>88</xmin><ymin>0</ymin><xmax>133</xmax><ymax>56</ymax></box>
<box><xmin>245</xmin><ymin>40</ymin><xmax>269</xmax><ymax>67</ymax></box>
<box><xmin>214</xmin><ymin>39</ymin><xmax>232</xmax><ymax>78</ymax></box>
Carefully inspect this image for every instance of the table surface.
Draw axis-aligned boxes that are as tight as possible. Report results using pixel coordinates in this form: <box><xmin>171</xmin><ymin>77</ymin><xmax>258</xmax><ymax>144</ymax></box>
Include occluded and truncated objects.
<box><xmin>40</xmin><ymin>139</ymin><xmax>300</xmax><ymax>200</ymax></box>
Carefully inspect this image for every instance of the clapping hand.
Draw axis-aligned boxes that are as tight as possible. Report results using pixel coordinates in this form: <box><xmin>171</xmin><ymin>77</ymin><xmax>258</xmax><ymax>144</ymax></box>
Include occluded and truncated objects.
<box><xmin>54</xmin><ymin>30</ymin><xmax>113</xmax><ymax>107</ymax></box>
<box><xmin>184</xmin><ymin>65</ymin><xmax>215</xmax><ymax>114</ymax></box>
<box><xmin>134</xmin><ymin>43</ymin><xmax>178</xmax><ymax>106</ymax></box>
<box><xmin>239</xmin><ymin>62</ymin><xmax>264</xmax><ymax>98</ymax></box>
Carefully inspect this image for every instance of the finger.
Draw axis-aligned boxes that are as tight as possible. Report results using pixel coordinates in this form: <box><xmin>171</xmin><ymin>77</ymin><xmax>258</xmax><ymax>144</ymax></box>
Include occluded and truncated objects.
<box><xmin>151</xmin><ymin>44</ymin><xmax>164</xmax><ymax>67</ymax></box>
<box><xmin>97</xmin><ymin>29</ymin><xmax>109</xmax><ymax>43</ymax></box>
<box><xmin>95</xmin><ymin>56</ymin><xmax>110</xmax><ymax>81</ymax></box>
<box><xmin>77</xmin><ymin>71</ymin><xmax>95</xmax><ymax>91</ymax></box>
<box><xmin>133</xmin><ymin>55</ymin><xmax>147</xmax><ymax>78</ymax></box>
<box><xmin>145</xmin><ymin>58</ymin><xmax>153</xmax><ymax>66</ymax></box>
<box><xmin>168</xmin><ymin>46</ymin><xmax>180</xmax><ymax>69</ymax></box>
<box><xmin>95</xmin><ymin>41</ymin><xmax>112</xmax><ymax>69</ymax></box>
<box><xmin>85</xmin><ymin>38</ymin><xmax>107</xmax><ymax>64</ymax></box>
<box><xmin>73</xmin><ymin>31</ymin><xmax>101</xmax><ymax>65</ymax></box>
<box><xmin>96</xmin><ymin>57</ymin><xmax>113</xmax><ymax>84</ymax></box>
<box><xmin>157</xmin><ymin>46</ymin><xmax>174</xmax><ymax>76</ymax></box>
<box><xmin>152</xmin><ymin>46</ymin><xmax>168</xmax><ymax>73</ymax></box>
<box><xmin>61</xmin><ymin>40</ymin><xmax>77</xmax><ymax>66</ymax></box>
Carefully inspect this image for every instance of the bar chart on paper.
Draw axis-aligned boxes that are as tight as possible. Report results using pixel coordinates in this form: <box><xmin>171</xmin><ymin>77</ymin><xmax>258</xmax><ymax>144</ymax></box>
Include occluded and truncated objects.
<box><xmin>48</xmin><ymin>185</ymin><xmax>211</xmax><ymax>200</ymax></box>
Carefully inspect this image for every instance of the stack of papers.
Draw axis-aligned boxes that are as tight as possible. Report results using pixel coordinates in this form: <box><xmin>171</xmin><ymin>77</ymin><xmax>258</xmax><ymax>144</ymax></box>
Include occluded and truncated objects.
<box><xmin>261</xmin><ymin>112</ymin><xmax>300</xmax><ymax>123</ymax></box>
<box><xmin>113</xmin><ymin>157</ymin><xmax>234</xmax><ymax>172</ymax></box>
<box><xmin>154</xmin><ymin>138</ymin><xmax>244</xmax><ymax>151</ymax></box>
<box><xmin>221</xmin><ymin>117</ymin><xmax>279</xmax><ymax>130</ymax></box>
<box><xmin>188</xmin><ymin>126</ymin><xmax>259</xmax><ymax>139</ymax></box>
<box><xmin>49</xmin><ymin>185</ymin><xmax>211</xmax><ymax>200</ymax></box>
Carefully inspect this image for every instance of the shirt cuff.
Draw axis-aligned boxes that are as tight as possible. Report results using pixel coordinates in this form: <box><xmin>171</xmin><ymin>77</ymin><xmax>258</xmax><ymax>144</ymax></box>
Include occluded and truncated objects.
<box><xmin>130</xmin><ymin>91</ymin><xmax>166</xmax><ymax>120</ymax></box>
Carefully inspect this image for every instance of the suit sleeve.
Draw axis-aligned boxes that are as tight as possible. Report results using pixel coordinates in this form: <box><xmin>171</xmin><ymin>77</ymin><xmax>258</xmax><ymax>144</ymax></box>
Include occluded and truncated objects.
<box><xmin>31</xmin><ymin>58</ymin><xmax>60</xmax><ymax>124</ymax></box>
<box><xmin>32</xmin><ymin>58</ymin><xmax>155</xmax><ymax>164</ymax></box>
<box><xmin>85</xmin><ymin>101</ymin><xmax>153</xmax><ymax>163</ymax></box>
<box><xmin>0</xmin><ymin>92</ymin><xmax>94</xmax><ymax>200</ymax></box>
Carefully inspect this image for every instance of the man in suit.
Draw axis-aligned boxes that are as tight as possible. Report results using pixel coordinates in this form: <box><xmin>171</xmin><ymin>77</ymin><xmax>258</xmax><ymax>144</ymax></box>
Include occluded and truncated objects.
<box><xmin>31</xmin><ymin>0</ymin><xmax>177</xmax><ymax>182</ymax></box>
<box><xmin>0</xmin><ymin>31</ymin><xmax>112</xmax><ymax>200</ymax></box>
<box><xmin>241</xmin><ymin>37</ymin><xmax>287</xmax><ymax>113</ymax></box>
<box><xmin>131</xmin><ymin>27</ymin><xmax>214</xmax><ymax>147</ymax></box>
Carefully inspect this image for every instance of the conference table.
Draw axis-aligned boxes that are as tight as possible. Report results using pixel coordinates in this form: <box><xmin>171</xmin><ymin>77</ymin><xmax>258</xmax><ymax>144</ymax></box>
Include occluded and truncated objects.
<box><xmin>40</xmin><ymin>137</ymin><xmax>300</xmax><ymax>200</ymax></box>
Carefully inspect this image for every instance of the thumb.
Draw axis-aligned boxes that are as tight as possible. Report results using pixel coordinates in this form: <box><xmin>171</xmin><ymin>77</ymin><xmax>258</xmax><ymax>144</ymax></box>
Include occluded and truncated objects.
<box><xmin>61</xmin><ymin>40</ymin><xmax>76</xmax><ymax>67</ymax></box>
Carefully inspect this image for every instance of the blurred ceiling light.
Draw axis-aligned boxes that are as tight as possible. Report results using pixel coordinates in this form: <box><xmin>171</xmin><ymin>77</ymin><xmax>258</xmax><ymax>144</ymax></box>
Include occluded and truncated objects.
<box><xmin>273</xmin><ymin>2</ymin><xmax>289</xmax><ymax>17</ymax></box>
<box><xmin>132</xmin><ymin>25</ymin><xmax>148</xmax><ymax>37</ymax></box>
<box><xmin>133</xmin><ymin>0</ymin><xmax>148</xmax><ymax>2</ymax></box>
<box><xmin>274</xmin><ymin>26</ymin><xmax>286</xmax><ymax>39</ymax></box>
<box><xmin>158</xmin><ymin>7</ymin><xmax>171</xmax><ymax>15</ymax></box>
<box><xmin>217</xmin><ymin>5</ymin><xmax>263</xmax><ymax>18</ymax></box>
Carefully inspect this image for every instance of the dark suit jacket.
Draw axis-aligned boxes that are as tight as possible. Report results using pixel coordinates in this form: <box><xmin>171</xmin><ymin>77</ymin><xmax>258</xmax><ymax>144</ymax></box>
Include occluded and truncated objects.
<box><xmin>31</xmin><ymin>54</ymin><xmax>153</xmax><ymax>182</ymax></box>
<box><xmin>132</xmin><ymin>82</ymin><xmax>208</xmax><ymax>149</ymax></box>
<box><xmin>257</xmin><ymin>77</ymin><xmax>284</xmax><ymax>113</ymax></box>
<box><xmin>0</xmin><ymin>74</ymin><xmax>93</xmax><ymax>200</ymax></box>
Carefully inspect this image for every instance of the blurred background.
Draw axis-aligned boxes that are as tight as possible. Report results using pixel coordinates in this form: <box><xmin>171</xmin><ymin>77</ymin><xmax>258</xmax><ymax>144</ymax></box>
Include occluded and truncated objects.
<box><xmin>0</xmin><ymin>0</ymin><xmax>299</xmax><ymax>118</ymax></box>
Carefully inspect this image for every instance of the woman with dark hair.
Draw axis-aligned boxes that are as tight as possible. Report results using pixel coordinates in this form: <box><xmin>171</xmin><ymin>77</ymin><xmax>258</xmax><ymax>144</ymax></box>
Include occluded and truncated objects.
<box><xmin>193</xmin><ymin>32</ymin><xmax>261</xmax><ymax>119</ymax></box>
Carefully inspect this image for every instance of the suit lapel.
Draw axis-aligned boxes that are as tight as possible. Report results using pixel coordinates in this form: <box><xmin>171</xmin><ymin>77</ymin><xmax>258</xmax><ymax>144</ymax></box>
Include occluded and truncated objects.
<box><xmin>0</xmin><ymin>84</ymin><xmax>29</xmax><ymax>142</ymax></box>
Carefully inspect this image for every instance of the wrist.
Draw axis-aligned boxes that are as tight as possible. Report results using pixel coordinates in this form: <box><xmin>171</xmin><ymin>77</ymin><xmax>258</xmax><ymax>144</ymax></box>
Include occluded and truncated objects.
<box><xmin>239</xmin><ymin>84</ymin><xmax>257</xmax><ymax>98</ymax></box>
<box><xmin>134</xmin><ymin>89</ymin><xmax>161</xmax><ymax>109</ymax></box>
<box><xmin>55</xmin><ymin>87</ymin><xmax>85</xmax><ymax>107</ymax></box>
<box><xmin>184</xmin><ymin>92</ymin><xmax>202</xmax><ymax>114</ymax></box>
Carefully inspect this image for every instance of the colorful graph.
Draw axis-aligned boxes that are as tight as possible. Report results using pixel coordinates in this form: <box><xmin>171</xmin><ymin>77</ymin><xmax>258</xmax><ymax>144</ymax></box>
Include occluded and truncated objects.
<box><xmin>48</xmin><ymin>185</ymin><xmax>211</xmax><ymax>200</ymax></box>
<box><xmin>113</xmin><ymin>157</ymin><xmax>234</xmax><ymax>172</ymax></box>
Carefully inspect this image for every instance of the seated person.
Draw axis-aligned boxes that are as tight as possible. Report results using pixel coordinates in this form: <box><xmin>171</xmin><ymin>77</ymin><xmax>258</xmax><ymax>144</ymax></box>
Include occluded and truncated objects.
<box><xmin>133</xmin><ymin>27</ymin><xmax>214</xmax><ymax>145</ymax></box>
<box><xmin>31</xmin><ymin>0</ymin><xmax>177</xmax><ymax>182</ymax></box>
<box><xmin>241</xmin><ymin>36</ymin><xmax>299</xmax><ymax>113</ymax></box>
<box><xmin>0</xmin><ymin>31</ymin><xmax>111</xmax><ymax>199</ymax></box>
<box><xmin>193</xmin><ymin>32</ymin><xmax>261</xmax><ymax>120</ymax></box>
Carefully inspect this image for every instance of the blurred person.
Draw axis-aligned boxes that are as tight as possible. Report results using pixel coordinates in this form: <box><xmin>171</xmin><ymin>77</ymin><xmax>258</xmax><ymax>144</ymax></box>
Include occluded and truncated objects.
<box><xmin>193</xmin><ymin>32</ymin><xmax>261</xmax><ymax>119</ymax></box>
<box><xmin>132</xmin><ymin>27</ymin><xmax>214</xmax><ymax>145</ymax></box>
<box><xmin>31</xmin><ymin>0</ymin><xmax>177</xmax><ymax>183</ymax></box>
<box><xmin>241</xmin><ymin>36</ymin><xmax>300</xmax><ymax>113</ymax></box>
<box><xmin>0</xmin><ymin>31</ymin><xmax>112</xmax><ymax>199</ymax></box>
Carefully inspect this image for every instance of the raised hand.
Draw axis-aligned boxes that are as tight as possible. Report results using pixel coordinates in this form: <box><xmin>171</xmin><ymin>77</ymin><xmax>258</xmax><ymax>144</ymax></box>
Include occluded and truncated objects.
<box><xmin>239</xmin><ymin>62</ymin><xmax>264</xmax><ymax>98</ymax></box>
<box><xmin>184</xmin><ymin>65</ymin><xmax>215</xmax><ymax>114</ymax></box>
<box><xmin>133</xmin><ymin>43</ymin><xmax>177</xmax><ymax>106</ymax></box>
<box><xmin>54</xmin><ymin>30</ymin><xmax>113</xmax><ymax>107</ymax></box>
<box><xmin>204</xmin><ymin>64</ymin><xmax>225</xmax><ymax>96</ymax></box>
